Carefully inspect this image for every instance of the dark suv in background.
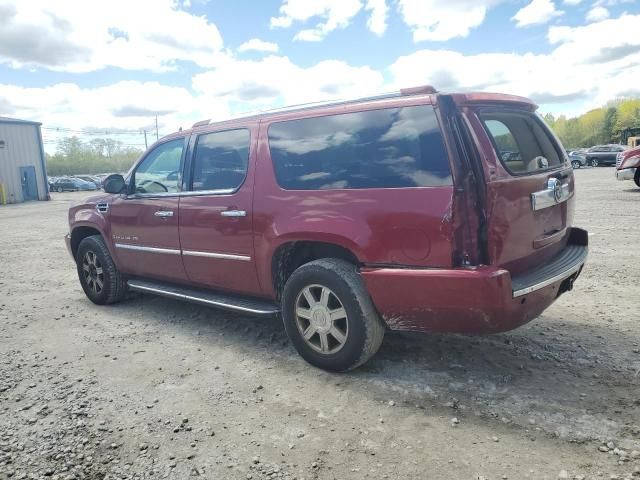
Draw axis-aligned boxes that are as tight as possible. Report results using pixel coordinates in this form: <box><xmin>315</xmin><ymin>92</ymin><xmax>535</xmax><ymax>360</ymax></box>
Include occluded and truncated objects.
<box><xmin>585</xmin><ymin>144</ymin><xmax>627</xmax><ymax>167</ymax></box>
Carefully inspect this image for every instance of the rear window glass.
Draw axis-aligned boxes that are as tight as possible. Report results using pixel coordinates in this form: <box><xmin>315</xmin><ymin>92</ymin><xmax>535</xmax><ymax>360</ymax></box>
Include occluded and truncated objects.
<box><xmin>191</xmin><ymin>129</ymin><xmax>249</xmax><ymax>192</ymax></box>
<box><xmin>268</xmin><ymin>105</ymin><xmax>452</xmax><ymax>190</ymax></box>
<box><xmin>480</xmin><ymin>111</ymin><xmax>562</xmax><ymax>175</ymax></box>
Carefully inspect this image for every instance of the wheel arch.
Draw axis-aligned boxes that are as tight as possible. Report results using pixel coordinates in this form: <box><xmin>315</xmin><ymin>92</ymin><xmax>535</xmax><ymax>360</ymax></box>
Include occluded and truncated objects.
<box><xmin>271</xmin><ymin>240</ymin><xmax>360</xmax><ymax>301</ymax></box>
<box><xmin>70</xmin><ymin>225</ymin><xmax>106</xmax><ymax>261</ymax></box>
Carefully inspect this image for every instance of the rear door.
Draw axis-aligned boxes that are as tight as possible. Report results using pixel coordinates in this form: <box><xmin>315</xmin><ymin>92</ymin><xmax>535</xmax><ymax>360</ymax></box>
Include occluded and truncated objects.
<box><xmin>461</xmin><ymin>103</ymin><xmax>574</xmax><ymax>274</ymax></box>
<box><xmin>178</xmin><ymin>125</ymin><xmax>262</xmax><ymax>296</ymax></box>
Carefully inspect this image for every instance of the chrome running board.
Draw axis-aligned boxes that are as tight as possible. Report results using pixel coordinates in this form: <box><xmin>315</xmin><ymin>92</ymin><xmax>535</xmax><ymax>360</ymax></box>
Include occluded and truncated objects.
<box><xmin>127</xmin><ymin>279</ymin><xmax>280</xmax><ymax>317</ymax></box>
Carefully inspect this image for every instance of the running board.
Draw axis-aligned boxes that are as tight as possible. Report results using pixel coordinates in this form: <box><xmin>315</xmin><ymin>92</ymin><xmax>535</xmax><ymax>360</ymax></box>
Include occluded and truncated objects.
<box><xmin>127</xmin><ymin>279</ymin><xmax>280</xmax><ymax>317</ymax></box>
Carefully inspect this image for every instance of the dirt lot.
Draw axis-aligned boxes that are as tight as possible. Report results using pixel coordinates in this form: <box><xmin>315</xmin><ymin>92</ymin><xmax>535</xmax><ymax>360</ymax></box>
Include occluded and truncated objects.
<box><xmin>1</xmin><ymin>167</ymin><xmax>639</xmax><ymax>480</ymax></box>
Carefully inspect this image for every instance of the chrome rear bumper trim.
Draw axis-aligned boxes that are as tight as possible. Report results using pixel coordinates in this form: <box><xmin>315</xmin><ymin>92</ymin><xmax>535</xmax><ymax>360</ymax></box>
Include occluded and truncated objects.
<box><xmin>512</xmin><ymin>242</ymin><xmax>588</xmax><ymax>298</ymax></box>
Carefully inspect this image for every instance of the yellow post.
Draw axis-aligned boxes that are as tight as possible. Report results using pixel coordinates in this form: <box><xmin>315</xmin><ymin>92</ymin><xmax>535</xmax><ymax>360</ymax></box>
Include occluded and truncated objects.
<box><xmin>0</xmin><ymin>183</ymin><xmax>6</xmax><ymax>205</ymax></box>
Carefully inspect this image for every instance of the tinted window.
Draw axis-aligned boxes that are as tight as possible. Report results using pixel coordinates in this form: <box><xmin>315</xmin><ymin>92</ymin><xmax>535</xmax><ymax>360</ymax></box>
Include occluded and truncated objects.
<box><xmin>191</xmin><ymin>129</ymin><xmax>249</xmax><ymax>191</ymax></box>
<box><xmin>480</xmin><ymin>111</ymin><xmax>562</xmax><ymax>175</ymax></box>
<box><xmin>268</xmin><ymin>105</ymin><xmax>452</xmax><ymax>190</ymax></box>
<box><xmin>134</xmin><ymin>138</ymin><xmax>184</xmax><ymax>194</ymax></box>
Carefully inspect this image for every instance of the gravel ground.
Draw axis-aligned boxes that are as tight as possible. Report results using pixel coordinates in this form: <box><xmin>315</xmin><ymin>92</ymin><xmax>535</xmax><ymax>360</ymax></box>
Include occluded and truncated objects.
<box><xmin>0</xmin><ymin>167</ymin><xmax>639</xmax><ymax>480</ymax></box>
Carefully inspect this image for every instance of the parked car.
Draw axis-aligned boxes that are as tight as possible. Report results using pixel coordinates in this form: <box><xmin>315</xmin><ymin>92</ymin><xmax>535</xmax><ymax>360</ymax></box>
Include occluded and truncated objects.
<box><xmin>65</xmin><ymin>86</ymin><xmax>588</xmax><ymax>371</ymax></box>
<box><xmin>615</xmin><ymin>144</ymin><xmax>640</xmax><ymax>187</ymax></box>
<box><xmin>568</xmin><ymin>151</ymin><xmax>587</xmax><ymax>169</ymax></box>
<box><xmin>51</xmin><ymin>177</ymin><xmax>98</xmax><ymax>192</ymax></box>
<box><xmin>74</xmin><ymin>175</ymin><xmax>102</xmax><ymax>187</ymax></box>
<box><xmin>585</xmin><ymin>144</ymin><xmax>627</xmax><ymax>167</ymax></box>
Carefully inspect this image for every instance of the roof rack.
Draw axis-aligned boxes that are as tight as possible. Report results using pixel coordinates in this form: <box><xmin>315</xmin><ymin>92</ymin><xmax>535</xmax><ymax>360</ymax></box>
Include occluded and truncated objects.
<box><xmin>190</xmin><ymin>85</ymin><xmax>437</xmax><ymax>129</ymax></box>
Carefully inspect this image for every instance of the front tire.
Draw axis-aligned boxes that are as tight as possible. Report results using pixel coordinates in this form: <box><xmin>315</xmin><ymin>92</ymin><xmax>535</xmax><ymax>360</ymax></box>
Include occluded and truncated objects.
<box><xmin>57</xmin><ymin>186</ymin><xmax>63</xmax><ymax>193</ymax></box>
<box><xmin>635</xmin><ymin>171</ymin><xmax>640</xmax><ymax>188</ymax></box>
<box><xmin>571</xmin><ymin>160</ymin><xmax>581</xmax><ymax>169</ymax></box>
<box><xmin>281</xmin><ymin>258</ymin><xmax>385</xmax><ymax>372</ymax></box>
<box><xmin>76</xmin><ymin>235</ymin><xmax>127</xmax><ymax>305</ymax></box>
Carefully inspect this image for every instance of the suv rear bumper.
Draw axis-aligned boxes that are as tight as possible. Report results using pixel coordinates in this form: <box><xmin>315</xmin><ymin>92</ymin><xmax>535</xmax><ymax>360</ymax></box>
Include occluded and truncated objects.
<box><xmin>616</xmin><ymin>167</ymin><xmax>637</xmax><ymax>181</ymax></box>
<box><xmin>361</xmin><ymin>228</ymin><xmax>588</xmax><ymax>334</ymax></box>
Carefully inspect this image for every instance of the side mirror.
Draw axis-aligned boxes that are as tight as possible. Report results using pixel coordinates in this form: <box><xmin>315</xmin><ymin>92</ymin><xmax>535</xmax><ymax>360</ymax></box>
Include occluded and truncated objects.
<box><xmin>103</xmin><ymin>174</ymin><xmax>126</xmax><ymax>194</ymax></box>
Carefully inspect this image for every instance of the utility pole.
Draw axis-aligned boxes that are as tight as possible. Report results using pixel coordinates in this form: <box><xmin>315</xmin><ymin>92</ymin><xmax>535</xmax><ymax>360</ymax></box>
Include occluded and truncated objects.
<box><xmin>155</xmin><ymin>116</ymin><xmax>159</xmax><ymax>141</ymax></box>
<box><xmin>143</xmin><ymin>130</ymin><xmax>148</xmax><ymax>149</ymax></box>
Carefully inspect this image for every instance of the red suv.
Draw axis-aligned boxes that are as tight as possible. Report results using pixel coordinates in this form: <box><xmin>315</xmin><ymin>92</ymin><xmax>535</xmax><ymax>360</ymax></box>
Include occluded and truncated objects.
<box><xmin>66</xmin><ymin>86</ymin><xmax>588</xmax><ymax>371</ymax></box>
<box><xmin>615</xmin><ymin>145</ymin><xmax>640</xmax><ymax>187</ymax></box>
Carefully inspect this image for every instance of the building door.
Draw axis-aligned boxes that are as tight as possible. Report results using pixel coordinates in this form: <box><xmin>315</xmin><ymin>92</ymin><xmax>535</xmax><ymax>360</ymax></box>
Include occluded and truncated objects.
<box><xmin>20</xmin><ymin>166</ymin><xmax>38</xmax><ymax>201</ymax></box>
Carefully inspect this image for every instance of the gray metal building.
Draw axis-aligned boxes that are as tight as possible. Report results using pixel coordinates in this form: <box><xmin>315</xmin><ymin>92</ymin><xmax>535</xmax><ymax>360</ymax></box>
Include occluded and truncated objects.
<box><xmin>0</xmin><ymin>116</ymin><xmax>49</xmax><ymax>204</ymax></box>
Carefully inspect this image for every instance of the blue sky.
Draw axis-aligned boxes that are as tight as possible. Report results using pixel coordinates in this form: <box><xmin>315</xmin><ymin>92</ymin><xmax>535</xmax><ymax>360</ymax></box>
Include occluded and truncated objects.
<box><xmin>0</xmin><ymin>0</ymin><xmax>638</xmax><ymax>152</ymax></box>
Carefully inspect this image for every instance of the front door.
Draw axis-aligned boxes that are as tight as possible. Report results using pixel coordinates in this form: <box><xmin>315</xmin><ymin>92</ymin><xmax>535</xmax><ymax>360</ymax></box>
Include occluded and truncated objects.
<box><xmin>20</xmin><ymin>166</ymin><xmax>38</xmax><ymax>201</ymax></box>
<box><xmin>109</xmin><ymin>137</ymin><xmax>188</xmax><ymax>282</ymax></box>
<box><xmin>179</xmin><ymin>126</ymin><xmax>261</xmax><ymax>296</ymax></box>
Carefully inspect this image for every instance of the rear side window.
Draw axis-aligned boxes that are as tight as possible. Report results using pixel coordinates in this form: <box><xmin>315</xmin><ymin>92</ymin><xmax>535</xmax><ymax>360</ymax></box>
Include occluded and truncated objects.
<box><xmin>191</xmin><ymin>129</ymin><xmax>249</xmax><ymax>192</ymax></box>
<box><xmin>268</xmin><ymin>105</ymin><xmax>452</xmax><ymax>190</ymax></box>
<box><xmin>480</xmin><ymin>111</ymin><xmax>562</xmax><ymax>175</ymax></box>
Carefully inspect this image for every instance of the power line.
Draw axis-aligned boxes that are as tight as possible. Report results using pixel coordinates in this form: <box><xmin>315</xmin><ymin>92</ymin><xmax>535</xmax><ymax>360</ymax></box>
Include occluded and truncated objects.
<box><xmin>42</xmin><ymin>126</ymin><xmax>146</xmax><ymax>135</ymax></box>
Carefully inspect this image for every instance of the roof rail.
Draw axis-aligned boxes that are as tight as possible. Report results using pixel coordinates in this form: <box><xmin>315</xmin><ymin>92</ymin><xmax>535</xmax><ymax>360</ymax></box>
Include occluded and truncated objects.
<box><xmin>401</xmin><ymin>85</ymin><xmax>437</xmax><ymax>96</ymax></box>
<box><xmin>190</xmin><ymin>86</ymin><xmax>438</xmax><ymax>129</ymax></box>
<box><xmin>192</xmin><ymin>119</ymin><xmax>210</xmax><ymax>128</ymax></box>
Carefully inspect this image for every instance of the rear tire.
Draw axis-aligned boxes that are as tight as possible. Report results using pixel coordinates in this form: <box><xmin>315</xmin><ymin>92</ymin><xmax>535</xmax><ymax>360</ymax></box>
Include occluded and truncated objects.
<box><xmin>57</xmin><ymin>186</ymin><xmax>63</xmax><ymax>193</ymax></box>
<box><xmin>635</xmin><ymin>171</ymin><xmax>640</xmax><ymax>188</ymax></box>
<box><xmin>571</xmin><ymin>160</ymin><xmax>581</xmax><ymax>169</ymax></box>
<box><xmin>281</xmin><ymin>258</ymin><xmax>385</xmax><ymax>372</ymax></box>
<box><xmin>76</xmin><ymin>235</ymin><xmax>127</xmax><ymax>305</ymax></box>
<box><xmin>590</xmin><ymin>158</ymin><xmax>599</xmax><ymax>167</ymax></box>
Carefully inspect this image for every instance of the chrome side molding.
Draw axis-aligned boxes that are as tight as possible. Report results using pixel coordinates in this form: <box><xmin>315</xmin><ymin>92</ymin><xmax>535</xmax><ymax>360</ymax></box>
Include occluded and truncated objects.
<box><xmin>531</xmin><ymin>178</ymin><xmax>571</xmax><ymax>211</ymax></box>
<box><xmin>114</xmin><ymin>243</ymin><xmax>181</xmax><ymax>255</ymax></box>
<box><xmin>182</xmin><ymin>250</ymin><xmax>251</xmax><ymax>261</ymax></box>
<box><xmin>115</xmin><ymin>243</ymin><xmax>250</xmax><ymax>261</ymax></box>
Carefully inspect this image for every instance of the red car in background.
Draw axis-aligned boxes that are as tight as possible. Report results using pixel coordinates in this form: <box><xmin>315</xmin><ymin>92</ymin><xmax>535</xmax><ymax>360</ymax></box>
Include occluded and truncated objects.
<box><xmin>65</xmin><ymin>86</ymin><xmax>588</xmax><ymax>371</ymax></box>
<box><xmin>616</xmin><ymin>145</ymin><xmax>640</xmax><ymax>188</ymax></box>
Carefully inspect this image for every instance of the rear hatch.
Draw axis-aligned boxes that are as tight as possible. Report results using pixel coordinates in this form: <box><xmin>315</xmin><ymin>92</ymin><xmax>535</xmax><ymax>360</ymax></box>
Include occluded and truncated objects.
<box><xmin>453</xmin><ymin>94</ymin><xmax>575</xmax><ymax>275</ymax></box>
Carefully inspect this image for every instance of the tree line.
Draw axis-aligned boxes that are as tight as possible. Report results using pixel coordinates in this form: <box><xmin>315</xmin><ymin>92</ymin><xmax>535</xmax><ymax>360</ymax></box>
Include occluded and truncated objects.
<box><xmin>543</xmin><ymin>97</ymin><xmax>640</xmax><ymax>150</ymax></box>
<box><xmin>45</xmin><ymin>137</ymin><xmax>143</xmax><ymax>176</ymax></box>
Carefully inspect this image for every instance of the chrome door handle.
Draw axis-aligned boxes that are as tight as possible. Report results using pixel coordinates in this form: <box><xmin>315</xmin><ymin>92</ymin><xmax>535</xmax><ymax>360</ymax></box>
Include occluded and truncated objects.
<box><xmin>154</xmin><ymin>210</ymin><xmax>174</xmax><ymax>218</ymax></box>
<box><xmin>220</xmin><ymin>210</ymin><xmax>246</xmax><ymax>217</ymax></box>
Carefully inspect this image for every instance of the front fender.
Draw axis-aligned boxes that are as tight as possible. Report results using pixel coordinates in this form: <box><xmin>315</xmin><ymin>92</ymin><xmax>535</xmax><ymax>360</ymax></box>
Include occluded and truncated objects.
<box><xmin>68</xmin><ymin>199</ymin><xmax>117</xmax><ymax>266</ymax></box>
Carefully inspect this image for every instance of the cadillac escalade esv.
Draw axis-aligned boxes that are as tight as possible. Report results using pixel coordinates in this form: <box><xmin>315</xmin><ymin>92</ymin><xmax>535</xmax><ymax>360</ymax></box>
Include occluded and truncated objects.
<box><xmin>66</xmin><ymin>86</ymin><xmax>588</xmax><ymax>371</ymax></box>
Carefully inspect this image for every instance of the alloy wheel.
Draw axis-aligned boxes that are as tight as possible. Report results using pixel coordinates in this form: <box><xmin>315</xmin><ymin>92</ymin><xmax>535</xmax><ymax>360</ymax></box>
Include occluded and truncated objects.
<box><xmin>82</xmin><ymin>250</ymin><xmax>104</xmax><ymax>294</ymax></box>
<box><xmin>295</xmin><ymin>284</ymin><xmax>349</xmax><ymax>354</ymax></box>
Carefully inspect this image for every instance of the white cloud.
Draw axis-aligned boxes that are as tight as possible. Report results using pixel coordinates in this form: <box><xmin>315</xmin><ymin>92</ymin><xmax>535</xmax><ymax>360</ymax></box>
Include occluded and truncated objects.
<box><xmin>192</xmin><ymin>55</ymin><xmax>384</xmax><ymax>110</ymax></box>
<box><xmin>389</xmin><ymin>13</ymin><xmax>640</xmax><ymax>114</ymax></box>
<box><xmin>563</xmin><ymin>0</ymin><xmax>582</xmax><ymax>5</ymax></box>
<box><xmin>237</xmin><ymin>38</ymin><xmax>279</xmax><ymax>54</ymax></box>
<box><xmin>270</xmin><ymin>0</ymin><xmax>363</xmax><ymax>42</ymax></box>
<box><xmin>396</xmin><ymin>0</ymin><xmax>502</xmax><ymax>42</ymax></box>
<box><xmin>586</xmin><ymin>6</ymin><xmax>610</xmax><ymax>21</ymax></box>
<box><xmin>0</xmin><ymin>0</ymin><xmax>223</xmax><ymax>72</ymax></box>
<box><xmin>0</xmin><ymin>81</ymin><xmax>215</xmax><ymax>152</ymax></box>
<box><xmin>2</xmin><ymin>5</ymin><xmax>639</xmax><ymax>151</ymax></box>
<box><xmin>512</xmin><ymin>0</ymin><xmax>564</xmax><ymax>27</ymax></box>
<box><xmin>365</xmin><ymin>0</ymin><xmax>389</xmax><ymax>36</ymax></box>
